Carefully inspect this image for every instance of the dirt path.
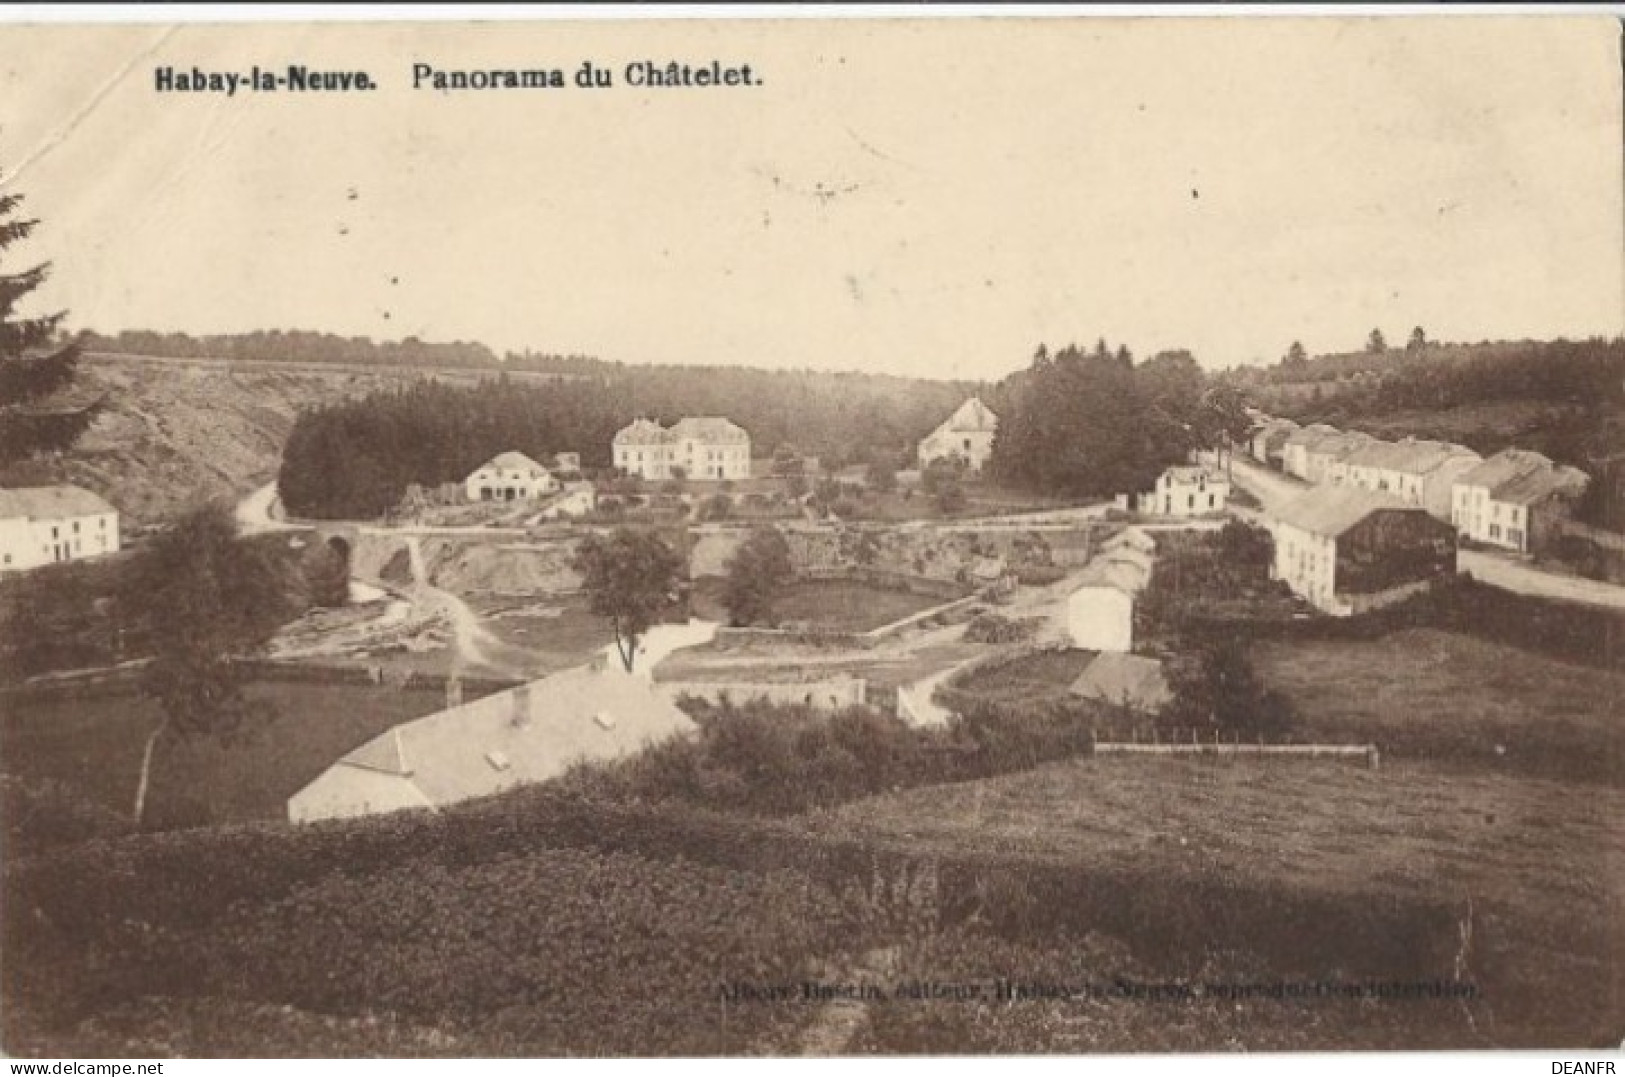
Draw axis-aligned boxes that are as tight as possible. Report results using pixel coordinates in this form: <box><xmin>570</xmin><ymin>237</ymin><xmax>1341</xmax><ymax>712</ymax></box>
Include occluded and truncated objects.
<box><xmin>405</xmin><ymin>536</ymin><xmax>535</xmax><ymax>679</ymax></box>
<box><xmin>793</xmin><ymin>948</ymin><xmax>898</xmax><ymax>1056</ymax></box>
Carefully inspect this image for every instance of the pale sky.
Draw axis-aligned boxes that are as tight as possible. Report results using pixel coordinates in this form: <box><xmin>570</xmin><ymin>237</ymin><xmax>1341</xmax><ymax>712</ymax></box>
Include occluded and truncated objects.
<box><xmin>0</xmin><ymin>15</ymin><xmax>1620</xmax><ymax>380</ymax></box>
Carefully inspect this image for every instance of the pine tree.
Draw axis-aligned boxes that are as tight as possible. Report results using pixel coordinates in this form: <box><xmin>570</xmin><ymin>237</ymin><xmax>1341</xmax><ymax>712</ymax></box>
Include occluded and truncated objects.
<box><xmin>0</xmin><ymin>164</ymin><xmax>99</xmax><ymax>463</ymax></box>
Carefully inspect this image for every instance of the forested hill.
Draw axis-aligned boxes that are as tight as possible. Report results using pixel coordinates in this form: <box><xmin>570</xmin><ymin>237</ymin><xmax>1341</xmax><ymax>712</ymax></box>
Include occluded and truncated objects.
<box><xmin>79</xmin><ymin>328</ymin><xmax>981</xmax><ymax>460</ymax></box>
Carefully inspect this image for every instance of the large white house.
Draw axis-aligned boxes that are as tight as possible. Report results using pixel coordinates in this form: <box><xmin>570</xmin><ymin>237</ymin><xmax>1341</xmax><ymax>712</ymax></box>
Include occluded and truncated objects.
<box><xmin>1451</xmin><ymin>449</ymin><xmax>1589</xmax><ymax>555</ymax></box>
<box><xmin>0</xmin><ymin>485</ymin><xmax>120</xmax><ymax>573</ymax></box>
<box><xmin>918</xmin><ymin>397</ymin><xmax>999</xmax><ymax>473</ymax></box>
<box><xmin>613</xmin><ymin>417</ymin><xmax>751</xmax><ymax>482</ymax></box>
<box><xmin>465</xmin><ymin>452</ymin><xmax>561</xmax><ymax>502</ymax></box>
<box><xmin>1137</xmin><ymin>465</ymin><xmax>1229</xmax><ymax>516</ymax></box>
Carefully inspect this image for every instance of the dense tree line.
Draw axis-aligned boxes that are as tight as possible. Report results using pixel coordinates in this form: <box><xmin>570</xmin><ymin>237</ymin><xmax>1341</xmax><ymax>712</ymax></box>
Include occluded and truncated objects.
<box><xmin>987</xmin><ymin>342</ymin><xmax>1248</xmax><ymax>498</ymax></box>
<box><xmin>1238</xmin><ymin>336</ymin><xmax>1623</xmax><ymax>394</ymax></box>
<box><xmin>278</xmin><ymin>367</ymin><xmax>976</xmax><ymax>518</ymax></box>
<box><xmin>78</xmin><ymin>328</ymin><xmax>505</xmax><ymax>370</ymax></box>
<box><xmin>1270</xmin><ymin>338</ymin><xmax>1625</xmax><ymax>415</ymax></box>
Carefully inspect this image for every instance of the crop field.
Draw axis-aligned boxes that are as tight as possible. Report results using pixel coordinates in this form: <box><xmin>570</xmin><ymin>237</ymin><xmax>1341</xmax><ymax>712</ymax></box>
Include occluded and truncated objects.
<box><xmin>1251</xmin><ymin>628</ymin><xmax>1624</xmax><ymax>785</ymax></box>
<box><xmin>2</xmin><ymin>680</ymin><xmax>456</xmax><ymax>828</ymax></box>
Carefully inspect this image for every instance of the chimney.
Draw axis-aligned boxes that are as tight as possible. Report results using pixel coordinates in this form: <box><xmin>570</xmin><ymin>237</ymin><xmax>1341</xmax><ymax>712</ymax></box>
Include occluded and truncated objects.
<box><xmin>510</xmin><ymin>683</ymin><xmax>531</xmax><ymax>728</ymax></box>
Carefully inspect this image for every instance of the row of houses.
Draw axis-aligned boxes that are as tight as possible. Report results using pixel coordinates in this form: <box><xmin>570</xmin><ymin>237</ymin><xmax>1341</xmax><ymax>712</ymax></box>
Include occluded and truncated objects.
<box><xmin>1249</xmin><ymin>415</ymin><xmax>1589</xmax><ymax>556</ymax></box>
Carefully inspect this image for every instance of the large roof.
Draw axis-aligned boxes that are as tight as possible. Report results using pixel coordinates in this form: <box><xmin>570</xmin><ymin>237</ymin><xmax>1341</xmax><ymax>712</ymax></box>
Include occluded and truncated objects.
<box><xmin>669</xmin><ymin>417</ymin><xmax>749</xmax><ymax>443</ymax></box>
<box><xmin>0</xmin><ymin>485</ymin><xmax>116</xmax><ymax>520</ymax></box>
<box><xmin>1102</xmin><ymin>526</ymin><xmax>1156</xmax><ymax>555</ymax></box>
<box><xmin>1069</xmin><ymin>652</ymin><xmax>1172</xmax><ymax>713</ymax></box>
<box><xmin>1282</xmin><ymin>423</ymin><xmax>1342</xmax><ymax>449</ymax></box>
<box><xmin>1458</xmin><ymin>449</ymin><xmax>1588</xmax><ymax>504</ymax></box>
<box><xmin>299</xmin><ymin>664</ymin><xmax>696</xmax><ymax>812</ymax></box>
<box><xmin>1072</xmin><ymin>556</ymin><xmax>1151</xmax><ymax>595</ymax></box>
<box><xmin>476</xmin><ymin>451</ymin><xmax>548</xmax><ymax>473</ymax></box>
<box><xmin>1270</xmin><ymin>484</ymin><xmax>1420</xmax><ymax>539</ymax></box>
<box><xmin>613</xmin><ymin>418</ymin><xmax>673</xmax><ymax>445</ymax></box>
<box><xmin>936</xmin><ymin>396</ymin><xmax>998</xmax><ymax>434</ymax></box>
<box><xmin>1343</xmin><ymin>438</ymin><xmax>1478</xmax><ymax>476</ymax></box>
<box><xmin>1307</xmin><ymin>431</ymin><xmax>1377</xmax><ymax>460</ymax></box>
<box><xmin>1492</xmin><ymin>463</ymin><xmax>1589</xmax><ymax>506</ymax></box>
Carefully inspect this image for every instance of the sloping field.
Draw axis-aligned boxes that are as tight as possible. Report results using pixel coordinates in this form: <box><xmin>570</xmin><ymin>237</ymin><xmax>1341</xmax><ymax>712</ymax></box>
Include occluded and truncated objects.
<box><xmin>802</xmin><ymin>756</ymin><xmax>1623</xmax><ymax>1046</ymax></box>
<box><xmin>1252</xmin><ymin>628</ymin><xmax>1623</xmax><ymax>785</ymax></box>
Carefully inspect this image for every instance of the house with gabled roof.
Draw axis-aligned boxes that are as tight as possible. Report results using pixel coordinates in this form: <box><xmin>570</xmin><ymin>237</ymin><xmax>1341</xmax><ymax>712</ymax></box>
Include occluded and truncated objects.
<box><xmin>465</xmin><ymin>451</ymin><xmax>561</xmax><ymax>502</ymax></box>
<box><xmin>288</xmin><ymin>663</ymin><xmax>697</xmax><ymax>823</ymax></box>
<box><xmin>1269</xmin><ymin>485</ymin><xmax>1456</xmax><ymax>616</ymax></box>
<box><xmin>918</xmin><ymin>397</ymin><xmax>999</xmax><ymax>473</ymax></box>
<box><xmin>1451</xmin><ymin>449</ymin><xmax>1589</xmax><ymax>555</ymax></box>
<box><xmin>0</xmin><ymin>485</ymin><xmax>120</xmax><ymax>573</ymax></box>
<box><xmin>1066</xmin><ymin>551</ymin><xmax>1153</xmax><ymax>652</ymax></box>
<box><xmin>1137</xmin><ymin>465</ymin><xmax>1229</xmax><ymax>516</ymax></box>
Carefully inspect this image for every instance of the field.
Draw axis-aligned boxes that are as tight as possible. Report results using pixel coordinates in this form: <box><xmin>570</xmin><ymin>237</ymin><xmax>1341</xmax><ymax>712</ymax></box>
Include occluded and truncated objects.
<box><xmin>2</xmin><ymin>680</ymin><xmax>458</xmax><ymax>828</ymax></box>
<box><xmin>1251</xmin><ymin>628</ymin><xmax>1624</xmax><ymax>785</ymax></box>
<box><xmin>691</xmin><ymin>578</ymin><xmax>950</xmax><ymax>633</ymax></box>
<box><xmin>956</xmin><ymin>648</ymin><xmax>1097</xmax><ymax>702</ymax></box>
<box><xmin>799</xmin><ymin>755</ymin><xmax>1623</xmax><ymax>1047</ymax></box>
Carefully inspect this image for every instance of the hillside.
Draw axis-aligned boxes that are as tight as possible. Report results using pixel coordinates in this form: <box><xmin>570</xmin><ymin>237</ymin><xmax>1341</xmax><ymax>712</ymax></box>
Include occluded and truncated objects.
<box><xmin>2</xmin><ymin>351</ymin><xmax>981</xmax><ymax>527</ymax></box>
<box><xmin>0</xmin><ymin>356</ymin><xmax>443</xmax><ymax>527</ymax></box>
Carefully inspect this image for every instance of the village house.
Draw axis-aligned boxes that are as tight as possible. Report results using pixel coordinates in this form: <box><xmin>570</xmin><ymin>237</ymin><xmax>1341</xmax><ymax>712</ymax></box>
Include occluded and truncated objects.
<box><xmin>1281</xmin><ymin>424</ymin><xmax>1341</xmax><ymax>480</ymax></box>
<box><xmin>917</xmin><ymin>396</ymin><xmax>999</xmax><ymax>473</ymax></box>
<box><xmin>1066</xmin><ymin>549</ymin><xmax>1153</xmax><ymax>652</ymax></box>
<box><xmin>1301</xmin><ymin>430</ymin><xmax>1378</xmax><ymax>486</ymax></box>
<box><xmin>1249</xmin><ymin>418</ymin><xmax>1300</xmax><ymax>469</ymax></box>
<box><xmin>288</xmin><ymin>662</ymin><xmax>695</xmax><ymax>823</ymax></box>
<box><xmin>1333</xmin><ymin>438</ymin><xmax>1481</xmax><ymax>521</ymax></box>
<box><xmin>1269</xmin><ymin>485</ymin><xmax>1457</xmax><ymax>616</ymax></box>
<box><xmin>613</xmin><ymin>417</ymin><xmax>751</xmax><ymax>482</ymax></box>
<box><xmin>0</xmin><ymin>485</ymin><xmax>120</xmax><ymax>573</ymax></box>
<box><xmin>464</xmin><ymin>451</ymin><xmax>561</xmax><ymax>502</ymax></box>
<box><xmin>552</xmin><ymin>452</ymin><xmax>582</xmax><ymax>476</ymax></box>
<box><xmin>1136</xmin><ymin>465</ymin><xmax>1230</xmax><ymax>516</ymax></box>
<box><xmin>1451</xmin><ymin>449</ymin><xmax>1590</xmax><ymax>555</ymax></box>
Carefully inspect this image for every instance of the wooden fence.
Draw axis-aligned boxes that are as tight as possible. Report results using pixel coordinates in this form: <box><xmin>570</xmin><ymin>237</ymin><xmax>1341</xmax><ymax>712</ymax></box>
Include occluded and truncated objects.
<box><xmin>1090</xmin><ymin>727</ymin><xmax>1380</xmax><ymax>769</ymax></box>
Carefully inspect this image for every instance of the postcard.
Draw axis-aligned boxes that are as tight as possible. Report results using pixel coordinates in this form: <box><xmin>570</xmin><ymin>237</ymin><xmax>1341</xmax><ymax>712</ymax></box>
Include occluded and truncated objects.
<box><xmin>1</xmin><ymin>11</ymin><xmax>1621</xmax><ymax>1062</ymax></box>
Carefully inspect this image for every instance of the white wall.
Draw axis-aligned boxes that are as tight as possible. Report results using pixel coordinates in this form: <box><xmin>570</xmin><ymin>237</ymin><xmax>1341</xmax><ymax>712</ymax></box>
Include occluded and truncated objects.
<box><xmin>1271</xmin><ymin>522</ymin><xmax>1342</xmax><ymax>614</ymax></box>
<box><xmin>1066</xmin><ymin>585</ymin><xmax>1134</xmax><ymax>652</ymax></box>
<box><xmin>0</xmin><ymin>510</ymin><xmax>120</xmax><ymax>573</ymax></box>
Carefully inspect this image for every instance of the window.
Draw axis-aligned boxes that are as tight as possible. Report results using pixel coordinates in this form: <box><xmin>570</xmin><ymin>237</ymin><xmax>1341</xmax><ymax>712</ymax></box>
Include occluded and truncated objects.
<box><xmin>1186</xmin><ymin>494</ymin><xmax>1194</xmax><ymax>509</ymax></box>
<box><xmin>1208</xmin><ymin>494</ymin><xmax>1215</xmax><ymax>508</ymax></box>
<box><xmin>73</xmin><ymin>521</ymin><xmax>80</xmax><ymax>533</ymax></box>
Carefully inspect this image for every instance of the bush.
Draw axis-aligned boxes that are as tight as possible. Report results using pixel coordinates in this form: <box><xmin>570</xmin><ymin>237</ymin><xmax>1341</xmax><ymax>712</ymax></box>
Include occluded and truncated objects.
<box><xmin>1</xmin><ymin>776</ymin><xmax>132</xmax><ymax>857</ymax></box>
<box><xmin>963</xmin><ymin>613</ymin><xmax>1040</xmax><ymax>645</ymax></box>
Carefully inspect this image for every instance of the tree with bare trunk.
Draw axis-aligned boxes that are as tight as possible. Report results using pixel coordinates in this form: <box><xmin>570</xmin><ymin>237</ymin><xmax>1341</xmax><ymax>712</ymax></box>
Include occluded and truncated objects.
<box><xmin>122</xmin><ymin>503</ymin><xmax>294</xmax><ymax>826</ymax></box>
<box><xmin>572</xmin><ymin>528</ymin><xmax>684</xmax><ymax>672</ymax></box>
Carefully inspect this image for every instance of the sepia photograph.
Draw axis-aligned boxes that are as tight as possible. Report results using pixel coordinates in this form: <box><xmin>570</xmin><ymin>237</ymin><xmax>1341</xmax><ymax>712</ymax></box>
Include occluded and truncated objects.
<box><xmin>0</xmin><ymin>8</ymin><xmax>1621</xmax><ymax>1061</ymax></box>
